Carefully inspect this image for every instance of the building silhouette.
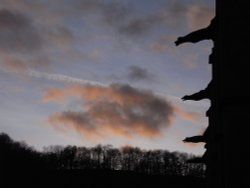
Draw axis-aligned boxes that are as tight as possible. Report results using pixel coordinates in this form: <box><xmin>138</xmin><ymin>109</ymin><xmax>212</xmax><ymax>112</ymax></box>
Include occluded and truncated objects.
<box><xmin>177</xmin><ymin>1</ymin><xmax>250</xmax><ymax>187</ymax></box>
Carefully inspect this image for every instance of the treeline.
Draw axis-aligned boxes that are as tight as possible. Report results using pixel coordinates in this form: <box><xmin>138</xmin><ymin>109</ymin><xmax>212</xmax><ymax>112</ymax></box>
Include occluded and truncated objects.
<box><xmin>0</xmin><ymin>132</ymin><xmax>205</xmax><ymax>177</ymax></box>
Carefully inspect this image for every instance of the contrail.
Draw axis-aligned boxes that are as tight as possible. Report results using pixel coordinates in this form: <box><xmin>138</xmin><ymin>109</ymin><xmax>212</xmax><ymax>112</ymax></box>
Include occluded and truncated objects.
<box><xmin>1</xmin><ymin>67</ymin><xmax>208</xmax><ymax>107</ymax></box>
<box><xmin>28</xmin><ymin>70</ymin><xmax>204</xmax><ymax>106</ymax></box>
<box><xmin>0</xmin><ymin>66</ymin><xmax>105</xmax><ymax>86</ymax></box>
<box><xmin>27</xmin><ymin>69</ymin><xmax>106</xmax><ymax>87</ymax></box>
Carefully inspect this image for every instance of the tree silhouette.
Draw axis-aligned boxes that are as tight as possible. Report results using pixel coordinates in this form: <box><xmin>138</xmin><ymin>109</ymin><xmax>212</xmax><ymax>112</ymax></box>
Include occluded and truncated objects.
<box><xmin>1</xmin><ymin>132</ymin><xmax>205</xmax><ymax>185</ymax></box>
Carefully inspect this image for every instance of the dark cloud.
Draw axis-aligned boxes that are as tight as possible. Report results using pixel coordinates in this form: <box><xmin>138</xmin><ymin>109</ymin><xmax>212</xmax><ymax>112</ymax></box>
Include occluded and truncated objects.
<box><xmin>0</xmin><ymin>53</ymin><xmax>50</xmax><ymax>73</ymax></box>
<box><xmin>127</xmin><ymin>65</ymin><xmax>154</xmax><ymax>81</ymax></box>
<box><xmin>167</xmin><ymin>0</ymin><xmax>187</xmax><ymax>18</ymax></box>
<box><xmin>46</xmin><ymin>26</ymin><xmax>76</xmax><ymax>49</ymax></box>
<box><xmin>110</xmin><ymin>1</ymin><xmax>186</xmax><ymax>36</ymax></box>
<box><xmin>45</xmin><ymin>83</ymin><xmax>175</xmax><ymax>139</ymax></box>
<box><xmin>0</xmin><ymin>9</ymin><xmax>42</xmax><ymax>53</ymax></box>
<box><xmin>0</xmin><ymin>1</ymin><xmax>214</xmax><ymax>73</ymax></box>
<box><xmin>76</xmin><ymin>0</ymin><xmax>131</xmax><ymax>24</ymax></box>
<box><xmin>71</xmin><ymin>0</ymin><xmax>182</xmax><ymax>36</ymax></box>
<box><xmin>0</xmin><ymin>57</ymin><xmax>27</xmax><ymax>73</ymax></box>
<box><xmin>101</xmin><ymin>1</ymin><xmax>213</xmax><ymax>37</ymax></box>
<box><xmin>0</xmin><ymin>7</ymin><xmax>75</xmax><ymax>71</ymax></box>
<box><xmin>118</xmin><ymin>16</ymin><xmax>160</xmax><ymax>36</ymax></box>
<box><xmin>0</xmin><ymin>1</ymin><xmax>214</xmax><ymax>42</ymax></box>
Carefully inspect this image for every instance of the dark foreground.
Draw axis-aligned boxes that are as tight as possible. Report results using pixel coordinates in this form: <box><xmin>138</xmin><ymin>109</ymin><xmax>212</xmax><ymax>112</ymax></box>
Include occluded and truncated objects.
<box><xmin>1</xmin><ymin>133</ymin><xmax>205</xmax><ymax>187</ymax></box>
<box><xmin>2</xmin><ymin>169</ymin><xmax>205</xmax><ymax>187</ymax></box>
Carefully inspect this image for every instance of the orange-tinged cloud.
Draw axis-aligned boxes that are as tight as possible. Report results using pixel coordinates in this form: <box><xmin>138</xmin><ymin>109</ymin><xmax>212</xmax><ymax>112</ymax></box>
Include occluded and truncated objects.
<box><xmin>43</xmin><ymin>88</ymin><xmax>68</xmax><ymax>103</ymax></box>
<box><xmin>1</xmin><ymin>58</ymin><xmax>27</xmax><ymax>73</ymax></box>
<box><xmin>45</xmin><ymin>83</ymin><xmax>175</xmax><ymax>139</ymax></box>
<box><xmin>49</xmin><ymin>111</ymin><xmax>103</xmax><ymax>140</ymax></box>
<box><xmin>186</xmin><ymin>5</ymin><xmax>215</xmax><ymax>30</ymax></box>
<box><xmin>44</xmin><ymin>83</ymin><xmax>201</xmax><ymax>140</ymax></box>
<box><xmin>173</xmin><ymin>105</ymin><xmax>201</xmax><ymax>123</ymax></box>
<box><xmin>184</xmin><ymin>142</ymin><xmax>205</xmax><ymax>149</ymax></box>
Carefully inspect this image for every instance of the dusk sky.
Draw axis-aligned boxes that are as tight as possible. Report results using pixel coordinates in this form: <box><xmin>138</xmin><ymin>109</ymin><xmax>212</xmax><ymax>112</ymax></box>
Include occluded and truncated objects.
<box><xmin>0</xmin><ymin>0</ymin><xmax>214</xmax><ymax>155</ymax></box>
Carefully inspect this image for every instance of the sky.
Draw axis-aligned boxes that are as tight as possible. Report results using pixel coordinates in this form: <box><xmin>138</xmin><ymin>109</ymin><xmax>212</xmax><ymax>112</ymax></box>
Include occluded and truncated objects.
<box><xmin>0</xmin><ymin>0</ymin><xmax>215</xmax><ymax>155</ymax></box>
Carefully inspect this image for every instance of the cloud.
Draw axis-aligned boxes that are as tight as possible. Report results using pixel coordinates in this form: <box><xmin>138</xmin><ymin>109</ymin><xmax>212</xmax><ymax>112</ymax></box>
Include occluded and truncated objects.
<box><xmin>0</xmin><ymin>9</ymin><xmax>42</xmax><ymax>53</ymax></box>
<box><xmin>0</xmin><ymin>6</ymin><xmax>78</xmax><ymax>74</ymax></box>
<box><xmin>186</xmin><ymin>5</ymin><xmax>215</xmax><ymax>30</ymax></box>
<box><xmin>109</xmin><ymin>65</ymin><xmax>156</xmax><ymax>82</ymax></box>
<box><xmin>161</xmin><ymin>1</ymin><xmax>214</xmax><ymax>29</ymax></box>
<box><xmin>0</xmin><ymin>57</ymin><xmax>27</xmax><ymax>73</ymax></box>
<box><xmin>161</xmin><ymin>0</ymin><xmax>187</xmax><ymax>24</ymax></box>
<box><xmin>46</xmin><ymin>26</ymin><xmax>76</xmax><ymax>50</ymax></box>
<box><xmin>118</xmin><ymin>16</ymin><xmax>160</xmax><ymax>36</ymax></box>
<box><xmin>184</xmin><ymin>142</ymin><xmax>205</xmax><ymax>149</ymax></box>
<box><xmin>0</xmin><ymin>0</ymin><xmax>214</xmax><ymax>60</ymax></box>
<box><xmin>44</xmin><ymin>83</ymin><xmax>175</xmax><ymax>139</ymax></box>
<box><xmin>127</xmin><ymin>65</ymin><xmax>154</xmax><ymax>81</ymax></box>
<box><xmin>49</xmin><ymin>111</ymin><xmax>99</xmax><ymax>139</ymax></box>
<box><xmin>44</xmin><ymin>83</ymin><xmax>201</xmax><ymax>140</ymax></box>
<box><xmin>72</xmin><ymin>0</ymin><xmax>158</xmax><ymax>37</ymax></box>
<box><xmin>75</xmin><ymin>0</ymin><xmax>131</xmax><ymax>24</ymax></box>
<box><xmin>173</xmin><ymin>105</ymin><xmax>201</xmax><ymax>123</ymax></box>
<box><xmin>0</xmin><ymin>8</ymin><xmax>52</xmax><ymax>73</ymax></box>
<box><xmin>150</xmin><ymin>35</ymin><xmax>177</xmax><ymax>53</ymax></box>
<box><xmin>0</xmin><ymin>55</ymin><xmax>50</xmax><ymax>73</ymax></box>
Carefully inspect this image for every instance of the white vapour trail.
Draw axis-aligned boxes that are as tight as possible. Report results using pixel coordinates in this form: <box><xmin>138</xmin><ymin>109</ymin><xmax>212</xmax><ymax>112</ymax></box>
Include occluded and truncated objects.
<box><xmin>27</xmin><ymin>70</ymin><xmax>106</xmax><ymax>87</ymax></box>
<box><xmin>1</xmin><ymin>67</ymin><xmax>208</xmax><ymax>107</ymax></box>
<box><xmin>0</xmin><ymin>66</ymin><xmax>105</xmax><ymax>86</ymax></box>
